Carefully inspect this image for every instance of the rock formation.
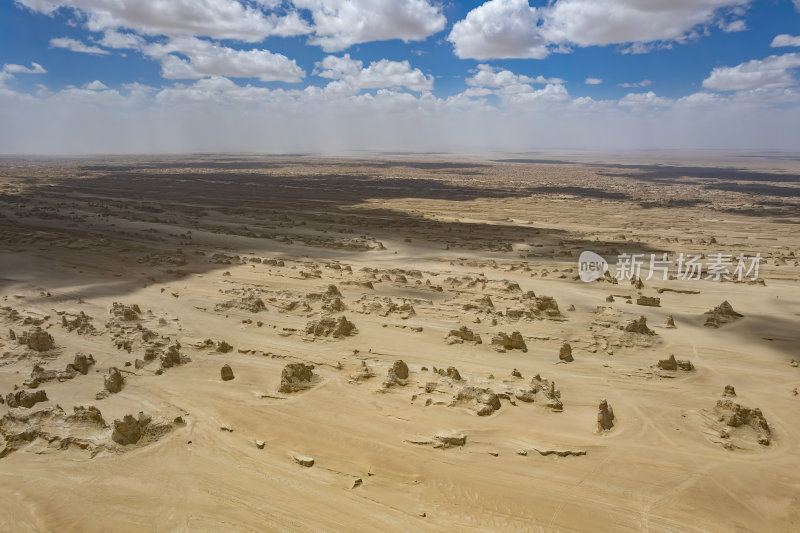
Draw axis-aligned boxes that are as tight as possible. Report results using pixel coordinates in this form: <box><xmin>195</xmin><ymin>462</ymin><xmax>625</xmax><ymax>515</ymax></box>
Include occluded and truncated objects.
<box><xmin>559</xmin><ymin>343</ymin><xmax>574</xmax><ymax>362</ymax></box>
<box><xmin>279</xmin><ymin>363</ymin><xmax>315</xmax><ymax>393</ymax></box>
<box><xmin>456</xmin><ymin>386</ymin><xmax>501</xmax><ymax>416</ymax></box>
<box><xmin>624</xmin><ymin>316</ymin><xmax>654</xmax><ymax>335</ymax></box>
<box><xmin>597</xmin><ymin>399</ymin><xmax>615</xmax><ymax>431</ymax></box>
<box><xmin>5</xmin><ymin>389</ymin><xmax>48</xmax><ymax>408</ymax></box>
<box><xmin>103</xmin><ymin>367</ymin><xmax>124</xmax><ymax>394</ymax></box>
<box><xmin>656</xmin><ymin>354</ymin><xmax>694</xmax><ymax>371</ymax></box>
<box><xmin>383</xmin><ymin>360</ymin><xmax>409</xmax><ymax>388</ymax></box>
<box><xmin>491</xmin><ymin>331</ymin><xmax>527</xmax><ymax>352</ymax></box>
<box><xmin>704</xmin><ymin>301</ymin><xmax>743</xmax><ymax>328</ymax></box>
<box><xmin>305</xmin><ymin>316</ymin><xmax>357</xmax><ymax>338</ymax></box>
<box><xmin>17</xmin><ymin>327</ymin><xmax>55</xmax><ymax>351</ymax></box>
<box><xmin>112</xmin><ymin>412</ymin><xmax>152</xmax><ymax>445</ymax></box>
<box><xmin>714</xmin><ymin>399</ymin><xmax>771</xmax><ymax>446</ymax></box>
<box><xmin>445</xmin><ymin>326</ymin><xmax>482</xmax><ymax>345</ymax></box>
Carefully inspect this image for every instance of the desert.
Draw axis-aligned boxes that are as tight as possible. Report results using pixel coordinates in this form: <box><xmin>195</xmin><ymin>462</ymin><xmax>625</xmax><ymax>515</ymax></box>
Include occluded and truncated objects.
<box><xmin>0</xmin><ymin>154</ymin><xmax>798</xmax><ymax>531</ymax></box>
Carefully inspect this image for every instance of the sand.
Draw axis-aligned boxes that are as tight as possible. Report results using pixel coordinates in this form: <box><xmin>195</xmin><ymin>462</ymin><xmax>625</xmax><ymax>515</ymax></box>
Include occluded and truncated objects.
<box><xmin>0</xmin><ymin>154</ymin><xmax>798</xmax><ymax>532</ymax></box>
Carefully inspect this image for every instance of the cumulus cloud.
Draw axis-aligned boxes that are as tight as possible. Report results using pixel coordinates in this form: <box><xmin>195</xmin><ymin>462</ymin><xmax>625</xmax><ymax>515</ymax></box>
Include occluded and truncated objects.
<box><xmin>84</xmin><ymin>80</ymin><xmax>107</xmax><ymax>90</ymax></box>
<box><xmin>771</xmin><ymin>34</ymin><xmax>800</xmax><ymax>48</ymax></box>
<box><xmin>541</xmin><ymin>0</ymin><xmax>751</xmax><ymax>47</ymax></box>
<box><xmin>585</xmin><ymin>77</ymin><xmax>603</xmax><ymax>85</ymax></box>
<box><xmin>313</xmin><ymin>54</ymin><xmax>433</xmax><ymax>94</ymax></box>
<box><xmin>49</xmin><ymin>37</ymin><xmax>109</xmax><ymax>55</ymax></box>
<box><xmin>448</xmin><ymin>0</ymin><xmax>752</xmax><ymax>60</ymax></box>
<box><xmin>702</xmin><ymin>53</ymin><xmax>800</xmax><ymax>91</ymax></box>
<box><xmin>619</xmin><ymin>79</ymin><xmax>652</xmax><ymax>88</ymax></box>
<box><xmin>618</xmin><ymin>91</ymin><xmax>672</xmax><ymax>108</ymax></box>
<box><xmin>4</xmin><ymin>73</ymin><xmax>800</xmax><ymax>155</ymax></box>
<box><xmin>143</xmin><ymin>37</ymin><xmax>305</xmax><ymax>83</ymax></box>
<box><xmin>448</xmin><ymin>0</ymin><xmax>548</xmax><ymax>60</ymax></box>
<box><xmin>295</xmin><ymin>0</ymin><xmax>446</xmax><ymax>52</ymax></box>
<box><xmin>467</xmin><ymin>64</ymin><xmax>564</xmax><ymax>89</ymax></box>
<box><xmin>0</xmin><ymin>62</ymin><xmax>47</xmax><ymax>89</ymax></box>
<box><xmin>97</xmin><ymin>30</ymin><xmax>145</xmax><ymax>50</ymax></box>
<box><xmin>17</xmin><ymin>0</ymin><xmax>311</xmax><ymax>42</ymax></box>
<box><xmin>2</xmin><ymin>62</ymin><xmax>47</xmax><ymax>75</ymax></box>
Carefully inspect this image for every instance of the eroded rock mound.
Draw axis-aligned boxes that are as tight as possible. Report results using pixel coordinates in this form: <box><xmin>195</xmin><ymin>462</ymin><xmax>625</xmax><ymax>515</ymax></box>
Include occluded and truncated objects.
<box><xmin>520</xmin><ymin>374</ymin><xmax>563</xmax><ymax>411</ymax></box>
<box><xmin>110</xmin><ymin>302</ymin><xmax>141</xmax><ymax>321</ymax></box>
<box><xmin>221</xmin><ymin>364</ymin><xmax>234</xmax><ymax>381</ymax></box>
<box><xmin>279</xmin><ymin>363</ymin><xmax>316</xmax><ymax>393</ymax></box>
<box><xmin>305</xmin><ymin>316</ymin><xmax>357</xmax><ymax>338</ymax></box>
<box><xmin>624</xmin><ymin>316</ymin><xmax>654</xmax><ymax>335</ymax></box>
<box><xmin>350</xmin><ymin>361</ymin><xmax>374</xmax><ymax>382</ymax></box>
<box><xmin>103</xmin><ymin>367</ymin><xmax>124</xmax><ymax>394</ymax></box>
<box><xmin>18</xmin><ymin>327</ymin><xmax>55</xmax><ymax>352</ymax></box>
<box><xmin>597</xmin><ymin>399</ymin><xmax>615</xmax><ymax>431</ymax></box>
<box><xmin>559</xmin><ymin>343</ymin><xmax>574</xmax><ymax>362</ymax></box>
<box><xmin>68</xmin><ymin>352</ymin><xmax>96</xmax><ymax>375</ymax></box>
<box><xmin>112</xmin><ymin>412</ymin><xmax>152</xmax><ymax>445</ymax></box>
<box><xmin>433</xmin><ymin>433</ymin><xmax>466</xmax><ymax>448</ymax></box>
<box><xmin>0</xmin><ymin>405</ymin><xmax>108</xmax><ymax>458</ymax></box>
<box><xmin>24</xmin><ymin>353</ymin><xmax>96</xmax><ymax>388</ymax></box>
<box><xmin>215</xmin><ymin>292</ymin><xmax>267</xmax><ymax>313</ymax></box>
<box><xmin>714</xmin><ymin>399</ymin><xmax>771</xmax><ymax>446</ymax></box>
<box><xmin>6</xmin><ymin>389</ymin><xmax>48</xmax><ymax>409</ymax></box>
<box><xmin>636</xmin><ymin>296</ymin><xmax>661</xmax><ymax>307</ymax></box>
<box><xmin>456</xmin><ymin>386</ymin><xmax>501</xmax><ymax>416</ymax></box>
<box><xmin>491</xmin><ymin>331</ymin><xmax>527</xmax><ymax>352</ymax></box>
<box><xmin>383</xmin><ymin>360</ymin><xmax>409</xmax><ymax>388</ymax></box>
<box><xmin>656</xmin><ymin>354</ymin><xmax>694</xmax><ymax>371</ymax></box>
<box><xmin>446</xmin><ymin>326</ymin><xmax>483</xmax><ymax>345</ymax></box>
<box><xmin>704</xmin><ymin>301</ymin><xmax>743</xmax><ymax>328</ymax></box>
<box><xmin>60</xmin><ymin>311</ymin><xmax>96</xmax><ymax>335</ymax></box>
<box><xmin>159</xmin><ymin>342</ymin><xmax>190</xmax><ymax>369</ymax></box>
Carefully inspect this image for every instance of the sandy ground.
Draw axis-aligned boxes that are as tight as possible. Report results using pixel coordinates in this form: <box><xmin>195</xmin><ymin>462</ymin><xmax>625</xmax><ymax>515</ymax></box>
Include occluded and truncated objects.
<box><xmin>0</xmin><ymin>154</ymin><xmax>798</xmax><ymax>532</ymax></box>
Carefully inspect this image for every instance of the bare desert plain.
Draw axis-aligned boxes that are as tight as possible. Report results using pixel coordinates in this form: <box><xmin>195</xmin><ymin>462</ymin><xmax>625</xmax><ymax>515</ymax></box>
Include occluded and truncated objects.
<box><xmin>0</xmin><ymin>153</ymin><xmax>798</xmax><ymax>532</ymax></box>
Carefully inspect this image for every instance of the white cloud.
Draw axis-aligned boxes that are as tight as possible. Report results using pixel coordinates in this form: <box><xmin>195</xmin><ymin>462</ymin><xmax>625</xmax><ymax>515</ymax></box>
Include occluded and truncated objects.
<box><xmin>702</xmin><ymin>53</ymin><xmax>800</xmax><ymax>91</ymax></box>
<box><xmin>466</xmin><ymin>64</ymin><xmax>564</xmax><ymax>89</ymax></box>
<box><xmin>313</xmin><ymin>54</ymin><xmax>433</xmax><ymax>94</ymax></box>
<box><xmin>618</xmin><ymin>91</ymin><xmax>672</xmax><ymax>108</ymax></box>
<box><xmin>619</xmin><ymin>79</ymin><xmax>652</xmax><ymax>88</ymax></box>
<box><xmin>97</xmin><ymin>30</ymin><xmax>145</xmax><ymax>50</ymax></box>
<box><xmin>675</xmin><ymin>91</ymin><xmax>726</xmax><ymax>107</ymax></box>
<box><xmin>5</xmin><ymin>75</ymin><xmax>800</xmax><ymax>155</ymax></box>
<box><xmin>49</xmin><ymin>37</ymin><xmax>109</xmax><ymax>55</ymax></box>
<box><xmin>507</xmin><ymin>83</ymin><xmax>571</xmax><ymax>105</ymax></box>
<box><xmin>448</xmin><ymin>0</ymin><xmax>548</xmax><ymax>60</ymax></box>
<box><xmin>143</xmin><ymin>37</ymin><xmax>305</xmax><ymax>83</ymax></box>
<box><xmin>0</xmin><ymin>62</ymin><xmax>47</xmax><ymax>87</ymax></box>
<box><xmin>17</xmin><ymin>0</ymin><xmax>311</xmax><ymax>42</ymax></box>
<box><xmin>541</xmin><ymin>0</ymin><xmax>751</xmax><ymax>47</ymax></box>
<box><xmin>155</xmin><ymin>76</ymin><xmax>286</xmax><ymax>105</ymax></box>
<box><xmin>448</xmin><ymin>0</ymin><xmax>752</xmax><ymax>60</ymax></box>
<box><xmin>2</xmin><ymin>62</ymin><xmax>47</xmax><ymax>75</ymax></box>
<box><xmin>84</xmin><ymin>80</ymin><xmax>107</xmax><ymax>90</ymax></box>
<box><xmin>585</xmin><ymin>77</ymin><xmax>603</xmax><ymax>85</ymax></box>
<box><xmin>771</xmin><ymin>34</ymin><xmax>800</xmax><ymax>48</ymax></box>
<box><xmin>718</xmin><ymin>18</ymin><xmax>746</xmax><ymax>32</ymax></box>
<box><xmin>295</xmin><ymin>0</ymin><xmax>446</xmax><ymax>52</ymax></box>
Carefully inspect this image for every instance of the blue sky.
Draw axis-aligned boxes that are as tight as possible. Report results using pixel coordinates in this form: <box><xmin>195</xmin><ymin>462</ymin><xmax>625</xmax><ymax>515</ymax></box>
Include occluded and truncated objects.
<box><xmin>1</xmin><ymin>0</ymin><xmax>800</xmax><ymax>153</ymax></box>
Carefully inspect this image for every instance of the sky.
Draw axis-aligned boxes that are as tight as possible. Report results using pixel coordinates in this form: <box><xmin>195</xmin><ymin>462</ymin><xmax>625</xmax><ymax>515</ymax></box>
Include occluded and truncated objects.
<box><xmin>1</xmin><ymin>0</ymin><xmax>800</xmax><ymax>154</ymax></box>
